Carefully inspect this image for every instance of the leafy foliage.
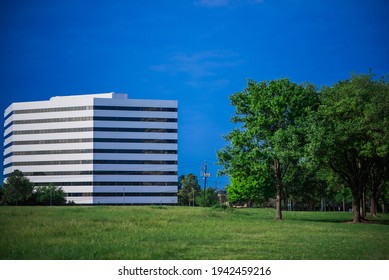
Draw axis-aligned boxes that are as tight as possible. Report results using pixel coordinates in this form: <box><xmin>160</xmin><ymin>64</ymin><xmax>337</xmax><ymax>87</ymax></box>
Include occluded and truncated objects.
<box><xmin>35</xmin><ymin>184</ymin><xmax>66</xmax><ymax>205</ymax></box>
<box><xmin>196</xmin><ymin>187</ymin><xmax>219</xmax><ymax>207</ymax></box>
<box><xmin>178</xmin><ymin>173</ymin><xmax>201</xmax><ymax>206</ymax></box>
<box><xmin>218</xmin><ymin>78</ymin><xmax>318</xmax><ymax>219</ymax></box>
<box><xmin>306</xmin><ymin>73</ymin><xmax>389</xmax><ymax>222</ymax></box>
<box><xmin>2</xmin><ymin>170</ymin><xmax>34</xmax><ymax>205</ymax></box>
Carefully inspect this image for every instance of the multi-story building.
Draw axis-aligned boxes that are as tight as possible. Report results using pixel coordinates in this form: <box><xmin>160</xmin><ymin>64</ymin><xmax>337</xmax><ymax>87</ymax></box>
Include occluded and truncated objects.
<box><xmin>3</xmin><ymin>93</ymin><xmax>178</xmax><ymax>204</ymax></box>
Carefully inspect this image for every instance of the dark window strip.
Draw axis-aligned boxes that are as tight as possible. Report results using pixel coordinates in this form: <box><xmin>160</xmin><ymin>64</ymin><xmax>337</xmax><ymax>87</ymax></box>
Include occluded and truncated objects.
<box><xmin>19</xmin><ymin>170</ymin><xmax>178</xmax><ymax>176</ymax></box>
<box><xmin>12</xmin><ymin>149</ymin><xmax>177</xmax><ymax>156</ymax></box>
<box><xmin>94</xmin><ymin>116</ymin><xmax>177</xmax><ymax>122</ymax></box>
<box><xmin>67</xmin><ymin>192</ymin><xmax>177</xmax><ymax>197</ymax></box>
<box><xmin>34</xmin><ymin>181</ymin><xmax>178</xmax><ymax>186</ymax></box>
<box><xmin>4</xmin><ymin>142</ymin><xmax>12</xmax><ymax>150</ymax></box>
<box><xmin>4</xmin><ymin>132</ymin><xmax>13</xmax><ymax>140</ymax></box>
<box><xmin>13</xmin><ymin>127</ymin><xmax>177</xmax><ymax>135</ymax></box>
<box><xmin>13</xmin><ymin>149</ymin><xmax>93</xmax><ymax>156</ymax></box>
<box><xmin>4</xmin><ymin>122</ymin><xmax>13</xmax><ymax>131</ymax></box>
<box><xmin>7</xmin><ymin>160</ymin><xmax>177</xmax><ymax>167</ymax></box>
<box><xmin>11</xmin><ymin>116</ymin><xmax>177</xmax><ymax>125</ymax></box>
<box><xmin>4</xmin><ymin>152</ymin><xmax>12</xmax><ymax>159</ymax></box>
<box><xmin>94</xmin><ymin>105</ymin><xmax>177</xmax><ymax>112</ymax></box>
<box><xmin>13</xmin><ymin>127</ymin><xmax>92</xmax><ymax>135</ymax></box>
<box><xmin>5</xmin><ymin>138</ymin><xmax>177</xmax><ymax>146</ymax></box>
<box><xmin>93</xmin><ymin>127</ymin><xmax>177</xmax><ymax>133</ymax></box>
<box><xmin>13</xmin><ymin>106</ymin><xmax>93</xmax><ymax>114</ymax></box>
<box><xmin>94</xmin><ymin>149</ymin><xmax>177</xmax><ymax>154</ymax></box>
<box><xmin>94</xmin><ymin>138</ymin><xmax>177</xmax><ymax>144</ymax></box>
<box><xmin>4</xmin><ymin>111</ymin><xmax>13</xmax><ymax>122</ymax></box>
<box><xmin>13</xmin><ymin>116</ymin><xmax>93</xmax><ymax>124</ymax></box>
<box><xmin>12</xmin><ymin>105</ymin><xmax>176</xmax><ymax>115</ymax></box>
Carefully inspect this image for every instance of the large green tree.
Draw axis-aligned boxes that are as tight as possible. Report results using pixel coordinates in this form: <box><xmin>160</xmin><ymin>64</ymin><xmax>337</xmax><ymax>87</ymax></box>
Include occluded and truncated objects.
<box><xmin>218</xmin><ymin>78</ymin><xmax>318</xmax><ymax>220</ymax></box>
<box><xmin>2</xmin><ymin>170</ymin><xmax>34</xmax><ymax>205</ymax></box>
<box><xmin>307</xmin><ymin>73</ymin><xmax>389</xmax><ymax>223</ymax></box>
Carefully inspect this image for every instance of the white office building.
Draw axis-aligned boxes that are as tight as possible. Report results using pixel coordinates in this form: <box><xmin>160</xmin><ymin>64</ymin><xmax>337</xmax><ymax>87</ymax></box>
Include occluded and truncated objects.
<box><xmin>3</xmin><ymin>93</ymin><xmax>178</xmax><ymax>204</ymax></box>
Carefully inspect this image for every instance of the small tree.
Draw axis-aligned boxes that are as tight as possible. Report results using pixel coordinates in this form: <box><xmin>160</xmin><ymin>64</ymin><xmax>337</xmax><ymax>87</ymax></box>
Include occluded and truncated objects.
<box><xmin>35</xmin><ymin>184</ymin><xmax>66</xmax><ymax>205</ymax></box>
<box><xmin>178</xmin><ymin>174</ymin><xmax>201</xmax><ymax>206</ymax></box>
<box><xmin>2</xmin><ymin>170</ymin><xmax>34</xmax><ymax>205</ymax></box>
<box><xmin>196</xmin><ymin>187</ymin><xmax>219</xmax><ymax>207</ymax></box>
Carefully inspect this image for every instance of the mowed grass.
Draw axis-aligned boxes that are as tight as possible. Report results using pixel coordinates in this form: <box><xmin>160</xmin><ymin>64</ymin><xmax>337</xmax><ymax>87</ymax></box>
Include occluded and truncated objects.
<box><xmin>0</xmin><ymin>206</ymin><xmax>388</xmax><ymax>260</ymax></box>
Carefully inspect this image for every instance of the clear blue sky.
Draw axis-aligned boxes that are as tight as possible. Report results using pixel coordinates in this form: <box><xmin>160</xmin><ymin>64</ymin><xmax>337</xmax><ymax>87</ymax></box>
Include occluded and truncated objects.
<box><xmin>1</xmin><ymin>0</ymin><xmax>389</xmax><ymax>187</ymax></box>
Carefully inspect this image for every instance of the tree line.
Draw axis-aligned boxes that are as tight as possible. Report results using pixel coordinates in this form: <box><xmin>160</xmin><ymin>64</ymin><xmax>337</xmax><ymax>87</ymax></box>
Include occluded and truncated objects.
<box><xmin>217</xmin><ymin>72</ymin><xmax>389</xmax><ymax>223</ymax></box>
<box><xmin>1</xmin><ymin>170</ymin><xmax>66</xmax><ymax>205</ymax></box>
<box><xmin>177</xmin><ymin>174</ymin><xmax>220</xmax><ymax>207</ymax></box>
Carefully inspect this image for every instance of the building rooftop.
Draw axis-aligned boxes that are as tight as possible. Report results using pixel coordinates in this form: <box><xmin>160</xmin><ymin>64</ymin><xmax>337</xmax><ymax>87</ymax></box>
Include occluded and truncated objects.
<box><xmin>50</xmin><ymin>92</ymin><xmax>128</xmax><ymax>101</ymax></box>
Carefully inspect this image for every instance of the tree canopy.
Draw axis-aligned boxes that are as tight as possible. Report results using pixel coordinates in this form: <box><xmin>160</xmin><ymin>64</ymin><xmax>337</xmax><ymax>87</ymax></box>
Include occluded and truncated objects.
<box><xmin>218</xmin><ymin>73</ymin><xmax>389</xmax><ymax>222</ymax></box>
<box><xmin>2</xmin><ymin>170</ymin><xmax>34</xmax><ymax>205</ymax></box>
<box><xmin>35</xmin><ymin>184</ymin><xmax>66</xmax><ymax>205</ymax></box>
<box><xmin>218</xmin><ymin>78</ymin><xmax>318</xmax><ymax>220</ymax></box>
<box><xmin>306</xmin><ymin>73</ymin><xmax>389</xmax><ymax>222</ymax></box>
<box><xmin>1</xmin><ymin>170</ymin><xmax>66</xmax><ymax>206</ymax></box>
<box><xmin>178</xmin><ymin>173</ymin><xmax>201</xmax><ymax>206</ymax></box>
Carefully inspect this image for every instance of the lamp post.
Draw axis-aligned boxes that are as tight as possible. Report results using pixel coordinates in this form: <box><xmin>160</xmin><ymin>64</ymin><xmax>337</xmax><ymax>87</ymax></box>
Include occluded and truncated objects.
<box><xmin>201</xmin><ymin>161</ymin><xmax>211</xmax><ymax>207</ymax></box>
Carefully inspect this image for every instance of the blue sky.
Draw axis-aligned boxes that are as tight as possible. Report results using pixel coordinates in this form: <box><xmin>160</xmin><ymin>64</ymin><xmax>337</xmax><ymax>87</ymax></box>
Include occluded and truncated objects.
<box><xmin>1</xmin><ymin>0</ymin><xmax>389</xmax><ymax>187</ymax></box>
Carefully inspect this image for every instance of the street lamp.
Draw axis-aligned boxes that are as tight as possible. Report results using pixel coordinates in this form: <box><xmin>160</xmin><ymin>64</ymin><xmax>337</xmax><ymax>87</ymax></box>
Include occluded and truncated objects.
<box><xmin>201</xmin><ymin>161</ymin><xmax>211</xmax><ymax>207</ymax></box>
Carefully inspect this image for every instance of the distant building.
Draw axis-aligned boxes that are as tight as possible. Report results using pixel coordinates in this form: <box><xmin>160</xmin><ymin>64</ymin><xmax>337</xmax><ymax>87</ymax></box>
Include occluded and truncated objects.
<box><xmin>3</xmin><ymin>93</ymin><xmax>178</xmax><ymax>204</ymax></box>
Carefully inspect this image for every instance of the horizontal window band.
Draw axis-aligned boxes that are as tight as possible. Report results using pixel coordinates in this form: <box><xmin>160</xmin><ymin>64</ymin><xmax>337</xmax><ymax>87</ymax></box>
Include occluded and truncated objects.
<box><xmin>4</xmin><ymin>111</ymin><xmax>13</xmax><ymax>122</ymax></box>
<box><xmin>67</xmin><ymin>192</ymin><xmax>177</xmax><ymax>197</ymax></box>
<box><xmin>11</xmin><ymin>116</ymin><xmax>177</xmax><ymax>125</ymax></box>
<box><xmin>4</xmin><ymin>132</ymin><xmax>12</xmax><ymax>141</ymax></box>
<box><xmin>12</xmin><ymin>105</ymin><xmax>177</xmax><ymax>115</ymax></box>
<box><xmin>4</xmin><ymin>153</ymin><xmax>12</xmax><ymax>159</ymax></box>
<box><xmin>20</xmin><ymin>170</ymin><xmax>178</xmax><ymax>176</ymax></box>
<box><xmin>11</xmin><ymin>127</ymin><xmax>177</xmax><ymax>135</ymax></box>
<box><xmin>13</xmin><ymin>106</ymin><xmax>93</xmax><ymax>114</ymax></box>
<box><xmin>4</xmin><ymin>142</ymin><xmax>12</xmax><ymax>150</ymax></box>
<box><xmin>34</xmin><ymin>182</ymin><xmax>178</xmax><ymax>186</ymax></box>
<box><xmin>11</xmin><ymin>149</ymin><xmax>177</xmax><ymax>156</ymax></box>
<box><xmin>94</xmin><ymin>106</ymin><xmax>177</xmax><ymax>112</ymax></box>
<box><xmin>8</xmin><ymin>138</ymin><xmax>177</xmax><ymax>146</ymax></box>
<box><xmin>6</xmin><ymin>160</ymin><xmax>177</xmax><ymax>168</ymax></box>
<box><xmin>4</xmin><ymin>122</ymin><xmax>12</xmax><ymax>131</ymax></box>
<box><xmin>94</xmin><ymin>116</ymin><xmax>177</xmax><ymax>122</ymax></box>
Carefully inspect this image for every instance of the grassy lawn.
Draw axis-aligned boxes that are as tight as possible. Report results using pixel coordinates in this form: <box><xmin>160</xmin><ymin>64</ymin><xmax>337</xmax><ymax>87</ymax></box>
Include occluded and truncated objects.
<box><xmin>0</xmin><ymin>206</ymin><xmax>388</xmax><ymax>260</ymax></box>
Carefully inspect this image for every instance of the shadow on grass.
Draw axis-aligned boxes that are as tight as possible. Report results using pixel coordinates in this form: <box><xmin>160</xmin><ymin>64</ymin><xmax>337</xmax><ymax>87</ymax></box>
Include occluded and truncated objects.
<box><xmin>295</xmin><ymin>218</ymin><xmax>389</xmax><ymax>225</ymax></box>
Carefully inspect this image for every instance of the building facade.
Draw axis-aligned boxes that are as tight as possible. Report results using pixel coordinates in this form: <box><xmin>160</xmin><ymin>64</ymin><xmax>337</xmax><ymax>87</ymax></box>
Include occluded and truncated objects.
<box><xmin>3</xmin><ymin>93</ymin><xmax>178</xmax><ymax>204</ymax></box>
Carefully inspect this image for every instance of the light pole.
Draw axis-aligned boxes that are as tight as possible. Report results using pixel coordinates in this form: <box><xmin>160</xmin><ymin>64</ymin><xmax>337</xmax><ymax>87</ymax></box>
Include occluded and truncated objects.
<box><xmin>123</xmin><ymin>188</ymin><xmax>125</xmax><ymax>206</ymax></box>
<box><xmin>50</xmin><ymin>187</ymin><xmax>52</xmax><ymax>206</ymax></box>
<box><xmin>201</xmin><ymin>161</ymin><xmax>211</xmax><ymax>207</ymax></box>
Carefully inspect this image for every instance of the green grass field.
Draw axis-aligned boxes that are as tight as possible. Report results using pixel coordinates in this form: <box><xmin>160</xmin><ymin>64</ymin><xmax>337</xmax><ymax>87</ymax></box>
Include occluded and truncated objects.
<box><xmin>0</xmin><ymin>206</ymin><xmax>388</xmax><ymax>260</ymax></box>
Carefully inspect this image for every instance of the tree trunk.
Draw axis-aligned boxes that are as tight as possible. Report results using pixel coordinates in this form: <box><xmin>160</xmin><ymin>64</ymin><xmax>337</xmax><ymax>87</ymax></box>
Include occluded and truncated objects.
<box><xmin>274</xmin><ymin>158</ymin><xmax>282</xmax><ymax>221</ymax></box>
<box><xmin>275</xmin><ymin>185</ymin><xmax>282</xmax><ymax>220</ymax></box>
<box><xmin>342</xmin><ymin>198</ymin><xmax>346</xmax><ymax>212</ymax></box>
<box><xmin>361</xmin><ymin>189</ymin><xmax>366</xmax><ymax>220</ymax></box>
<box><xmin>370</xmin><ymin>193</ymin><xmax>377</xmax><ymax>217</ymax></box>
<box><xmin>351</xmin><ymin>189</ymin><xmax>361</xmax><ymax>223</ymax></box>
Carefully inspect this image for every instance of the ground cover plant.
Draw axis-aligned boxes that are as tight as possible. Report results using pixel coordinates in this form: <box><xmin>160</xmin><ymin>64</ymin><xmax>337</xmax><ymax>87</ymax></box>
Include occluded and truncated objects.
<box><xmin>0</xmin><ymin>206</ymin><xmax>388</xmax><ymax>260</ymax></box>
